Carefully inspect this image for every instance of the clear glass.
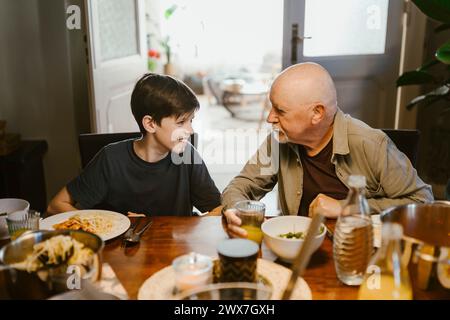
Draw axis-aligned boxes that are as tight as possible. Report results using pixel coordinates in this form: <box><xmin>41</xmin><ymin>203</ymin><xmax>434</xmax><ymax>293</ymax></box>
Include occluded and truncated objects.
<box><xmin>6</xmin><ymin>210</ymin><xmax>40</xmax><ymax>241</ymax></box>
<box><xmin>333</xmin><ymin>175</ymin><xmax>373</xmax><ymax>285</ymax></box>
<box><xmin>235</xmin><ymin>200</ymin><xmax>265</xmax><ymax>245</ymax></box>
<box><xmin>358</xmin><ymin>223</ymin><xmax>413</xmax><ymax>300</ymax></box>
<box><xmin>172</xmin><ymin>252</ymin><xmax>213</xmax><ymax>293</ymax></box>
<box><xmin>177</xmin><ymin>282</ymin><xmax>272</xmax><ymax>300</ymax></box>
<box><xmin>303</xmin><ymin>0</ymin><xmax>388</xmax><ymax>57</ymax></box>
<box><xmin>98</xmin><ymin>0</ymin><xmax>139</xmax><ymax>62</ymax></box>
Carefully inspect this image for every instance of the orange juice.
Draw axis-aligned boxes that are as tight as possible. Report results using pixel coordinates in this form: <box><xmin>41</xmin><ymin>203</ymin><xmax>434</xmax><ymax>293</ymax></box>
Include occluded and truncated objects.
<box><xmin>242</xmin><ymin>225</ymin><xmax>263</xmax><ymax>245</ymax></box>
<box><xmin>358</xmin><ymin>274</ymin><xmax>413</xmax><ymax>300</ymax></box>
<box><xmin>10</xmin><ymin>228</ymin><xmax>28</xmax><ymax>241</ymax></box>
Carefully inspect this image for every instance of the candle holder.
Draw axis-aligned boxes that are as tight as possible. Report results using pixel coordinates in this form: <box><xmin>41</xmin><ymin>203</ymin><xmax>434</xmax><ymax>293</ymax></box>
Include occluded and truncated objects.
<box><xmin>172</xmin><ymin>252</ymin><xmax>213</xmax><ymax>293</ymax></box>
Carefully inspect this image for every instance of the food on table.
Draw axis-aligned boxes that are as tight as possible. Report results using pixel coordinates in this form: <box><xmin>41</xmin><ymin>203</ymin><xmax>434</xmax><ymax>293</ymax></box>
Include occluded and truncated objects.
<box><xmin>278</xmin><ymin>231</ymin><xmax>306</xmax><ymax>239</ymax></box>
<box><xmin>10</xmin><ymin>235</ymin><xmax>94</xmax><ymax>273</ymax></box>
<box><xmin>53</xmin><ymin>213</ymin><xmax>113</xmax><ymax>236</ymax></box>
<box><xmin>278</xmin><ymin>226</ymin><xmax>325</xmax><ymax>239</ymax></box>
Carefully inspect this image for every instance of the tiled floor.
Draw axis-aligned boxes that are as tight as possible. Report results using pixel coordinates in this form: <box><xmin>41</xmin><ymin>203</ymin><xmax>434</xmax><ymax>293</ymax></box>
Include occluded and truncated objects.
<box><xmin>194</xmin><ymin>95</ymin><xmax>280</xmax><ymax>216</ymax></box>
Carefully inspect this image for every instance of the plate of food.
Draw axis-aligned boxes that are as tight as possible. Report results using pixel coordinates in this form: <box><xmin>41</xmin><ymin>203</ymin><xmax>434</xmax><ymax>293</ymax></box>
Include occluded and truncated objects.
<box><xmin>40</xmin><ymin>210</ymin><xmax>131</xmax><ymax>241</ymax></box>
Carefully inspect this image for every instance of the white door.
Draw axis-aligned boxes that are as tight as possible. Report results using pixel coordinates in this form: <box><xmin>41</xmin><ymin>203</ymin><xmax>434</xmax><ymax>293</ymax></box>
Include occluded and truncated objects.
<box><xmin>85</xmin><ymin>0</ymin><xmax>147</xmax><ymax>133</ymax></box>
<box><xmin>283</xmin><ymin>0</ymin><xmax>403</xmax><ymax>128</ymax></box>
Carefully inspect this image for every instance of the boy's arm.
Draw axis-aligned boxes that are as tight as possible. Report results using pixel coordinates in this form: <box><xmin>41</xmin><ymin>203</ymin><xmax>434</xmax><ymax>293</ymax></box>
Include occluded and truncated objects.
<box><xmin>49</xmin><ymin>148</ymin><xmax>110</xmax><ymax>216</ymax></box>
<box><xmin>47</xmin><ymin>186</ymin><xmax>78</xmax><ymax>215</ymax></box>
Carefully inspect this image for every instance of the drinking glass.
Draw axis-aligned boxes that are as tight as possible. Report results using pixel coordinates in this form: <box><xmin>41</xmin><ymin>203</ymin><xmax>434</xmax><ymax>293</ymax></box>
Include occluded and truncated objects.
<box><xmin>235</xmin><ymin>200</ymin><xmax>265</xmax><ymax>245</ymax></box>
<box><xmin>177</xmin><ymin>282</ymin><xmax>272</xmax><ymax>300</ymax></box>
<box><xmin>6</xmin><ymin>210</ymin><xmax>40</xmax><ymax>240</ymax></box>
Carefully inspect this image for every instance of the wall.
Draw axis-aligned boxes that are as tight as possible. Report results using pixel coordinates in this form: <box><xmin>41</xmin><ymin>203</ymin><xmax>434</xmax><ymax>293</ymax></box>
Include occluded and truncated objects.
<box><xmin>0</xmin><ymin>0</ymin><xmax>89</xmax><ymax>205</ymax></box>
<box><xmin>396</xmin><ymin>3</ymin><xmax>427</xmax><ymax>129</ymax></box>
<box><xmin>416</xmin><ymin>18</ymin><xmax>450</xmax><ymax>199</ymax></box>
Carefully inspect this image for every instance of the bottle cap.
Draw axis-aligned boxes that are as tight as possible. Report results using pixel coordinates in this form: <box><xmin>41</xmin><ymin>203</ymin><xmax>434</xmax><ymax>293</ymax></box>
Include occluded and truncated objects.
<box><xmin>348</xmin><ymin>175</ymin><xmax>366</xmax><ymax>188</ymax></box>
<box><xmin>381</xmin><ymin>222</ymin><xmax>403</xmax><ymax>240</ymax></box>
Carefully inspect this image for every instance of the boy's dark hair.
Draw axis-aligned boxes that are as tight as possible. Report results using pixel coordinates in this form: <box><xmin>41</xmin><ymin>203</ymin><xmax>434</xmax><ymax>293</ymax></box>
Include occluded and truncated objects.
<box><xmin>131</xmin><ymin>73</ymin><xmax>200</xmax><ymax>134</ymax></box>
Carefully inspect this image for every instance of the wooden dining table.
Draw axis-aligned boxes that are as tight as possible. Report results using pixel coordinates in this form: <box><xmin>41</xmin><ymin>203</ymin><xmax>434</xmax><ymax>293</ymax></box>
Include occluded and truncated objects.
<box><xmin>0</xmin><ymin>215</ymin><xmax>445</xmax><ymax>300</ymax></box>
<box><xmin>103</xmin><ymin>216</ymin><xmax>359</xmax><ymax>300</ymax></box>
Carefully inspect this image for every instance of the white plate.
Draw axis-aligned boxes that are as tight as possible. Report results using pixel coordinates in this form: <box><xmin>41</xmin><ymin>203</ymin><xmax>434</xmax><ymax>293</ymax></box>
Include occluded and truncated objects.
<box><xmin>40</xmin><ymin>210</ymin><xmax>130</xmax><ymax>241</ymax></box>
<box><xmin>137</xmin><ymin>258</ymin><xmax>312</xmax><ymax>300</ymax></box>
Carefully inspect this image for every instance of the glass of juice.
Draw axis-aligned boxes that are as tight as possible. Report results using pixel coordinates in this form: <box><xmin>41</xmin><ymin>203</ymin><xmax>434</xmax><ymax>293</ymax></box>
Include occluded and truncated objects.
<box><xmin>6</xmin><ymin>210</ymin><xmax>40</xmax><ymax>241</ymax></box>
<box><xmin>234</xmin><ymin>200</ymin><xmax>265</xmax><ymax>245</ymax></box>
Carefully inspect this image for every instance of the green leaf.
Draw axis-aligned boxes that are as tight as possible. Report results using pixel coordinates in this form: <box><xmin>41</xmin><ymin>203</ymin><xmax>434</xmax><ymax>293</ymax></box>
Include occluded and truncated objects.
<box><xmin>407</xmin><ymin>95</ymin><xmax>442</xmax><ymax>110</ymax></box>
<box><xmin>164</xmin><ymin>5</ymin><xmax>177</xmax><ymax>19</ymax></box>
<box><xmin>436</xmin><ymin>41</ymin><xmax>450</xmax><ymax>64</ymax></box>
<box><xmin>406</xmin><ymin>85</ymin><xmax>450</xmax><ymax>109</ymax></box>
<box><xmin>396</xmin><ymin>70</ymin><xmax>435</xmax><ymax>87</ymax></box>
<box><xmin>412</xmin><ymin>0</ymin><xmax>450</xmax><ymax>23</ymax></box>
<box><xmin>435</xmin><ymin>23</ymin><xmax>450</xmax><ymax>33</ymax></box>
<box><xmin>418</xmin><ymin>59</ymin><xmax>440</xmax><ymax>71</ymax></box>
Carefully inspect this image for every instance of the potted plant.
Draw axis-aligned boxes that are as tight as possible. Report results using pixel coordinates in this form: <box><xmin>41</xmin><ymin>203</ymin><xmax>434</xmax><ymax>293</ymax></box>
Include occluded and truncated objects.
<box><xmin>396</xmin><ymin>0</ymin><xmax>450</xmax><ymax>200</ymax></box>
<box><xmin>161</xmin><ymin>5</ymin><xmax>177</xmax><ymax>76</ymax></box>
<box><xmin>146</xmin><ymin>4</ymin><xmax>178</xmax><ymax>75</ymax></box>
<box><xmin>147</xmin><ymin>48</ymin><xmax>161</xmax><ymax>72</ymax></box>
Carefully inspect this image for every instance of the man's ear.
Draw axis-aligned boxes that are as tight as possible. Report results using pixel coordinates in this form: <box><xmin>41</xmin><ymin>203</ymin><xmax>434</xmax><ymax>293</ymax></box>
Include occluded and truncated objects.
<box><xmin>142</xmin><ymin>115</ymin><xmax>157</xmax><ymax>134</ymax></box>
<box><xmin>311</xmin><ymin>104</ymin><xmax>325</xmax><ymax>125</ymax></box>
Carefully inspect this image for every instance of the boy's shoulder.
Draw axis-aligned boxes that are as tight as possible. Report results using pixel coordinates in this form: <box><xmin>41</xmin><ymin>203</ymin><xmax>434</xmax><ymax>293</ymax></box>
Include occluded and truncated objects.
<box><xmin>101</xmin><ymin>138</ymin><xmax>134</xmax><ymax>160</ymax></box>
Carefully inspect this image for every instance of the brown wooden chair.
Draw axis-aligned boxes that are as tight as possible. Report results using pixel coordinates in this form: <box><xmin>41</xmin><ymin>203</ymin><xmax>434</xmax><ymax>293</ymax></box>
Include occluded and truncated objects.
<box><xmin>381</xmin><ymin>129</ymin><xmax>420</xmax><ymax>167</ymax></box>
<box><xmin>79</xmin><ymin>132</ymin><xmax>198</xmax><ymax>168</ymax></box>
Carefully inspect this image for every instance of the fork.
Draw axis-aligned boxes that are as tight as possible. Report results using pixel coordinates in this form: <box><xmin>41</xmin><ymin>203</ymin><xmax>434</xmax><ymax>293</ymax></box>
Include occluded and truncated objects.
<box><xmin>122</xmin><ymin>219</ymin><xmax>153</xmax><ymax>246</ymax></box>
<box><xmin>121</xmin><ymin>219</ymin><xmax>143</xmax><ymax>248</ymax></box>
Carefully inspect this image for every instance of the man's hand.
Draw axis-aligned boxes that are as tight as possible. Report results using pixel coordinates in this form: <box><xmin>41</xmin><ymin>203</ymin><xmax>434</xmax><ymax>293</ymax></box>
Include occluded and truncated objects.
<box><xmin>222</xmin><ymin>208</ymin><xmax>248</xmax><ymax>238</ymax></box>
<box><xmin>309</xmin><ymin>193</ymin><xmax>342</xmax><ymax>218</ymax></box>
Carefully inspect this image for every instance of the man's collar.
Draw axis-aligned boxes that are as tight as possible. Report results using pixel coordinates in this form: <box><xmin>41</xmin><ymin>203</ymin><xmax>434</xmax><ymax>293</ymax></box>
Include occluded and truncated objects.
<box><xmin>286</xmin><ymin>108</ymin><xmax>349</xmax><ymax>158</ymax></box>
<box><xmin>332</xmin><ymin>108</ymin><xmax>350</xmax><ymax>156</ymax></box>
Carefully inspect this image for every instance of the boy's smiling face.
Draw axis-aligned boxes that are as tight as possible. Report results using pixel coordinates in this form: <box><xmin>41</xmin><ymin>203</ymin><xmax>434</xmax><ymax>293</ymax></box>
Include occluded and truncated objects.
<box><xmin>154</xmin><ymin>112</ymin><xmax>195</xmax><ymax>154</ymax></box>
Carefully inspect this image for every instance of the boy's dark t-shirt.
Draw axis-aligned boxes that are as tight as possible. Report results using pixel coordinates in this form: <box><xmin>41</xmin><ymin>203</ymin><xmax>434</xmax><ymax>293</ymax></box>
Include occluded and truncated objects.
<box><xmin>67</xmin><ymin>139</ymin><xmax>221</xmax><ymax>216</ymax></box>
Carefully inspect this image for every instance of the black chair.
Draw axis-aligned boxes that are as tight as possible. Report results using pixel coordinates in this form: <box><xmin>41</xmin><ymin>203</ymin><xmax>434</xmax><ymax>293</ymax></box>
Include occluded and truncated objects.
<box><xmin>381</xmin><ymin>129</ymin><xmax>420</xmax><ymax>167</ymax></box>
<box><xmin>78</xmin><ymin>132</ymin><xmax>198</xmax><ymax>168</ymax></box>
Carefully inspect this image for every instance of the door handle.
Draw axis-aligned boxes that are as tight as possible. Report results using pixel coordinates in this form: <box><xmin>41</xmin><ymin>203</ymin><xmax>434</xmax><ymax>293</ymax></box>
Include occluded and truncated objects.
<box><xmin>291</xmin><ymin>23</ymin><xmax>311</xmax><ymax>65</ymax></box>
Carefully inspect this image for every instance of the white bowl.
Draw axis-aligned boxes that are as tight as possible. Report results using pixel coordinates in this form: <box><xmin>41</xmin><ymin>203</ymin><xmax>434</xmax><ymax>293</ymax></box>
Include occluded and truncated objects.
<box><xmin>0</xmin><ymin>198</ymin><xmax>30</xmax><ymax>240</ymax></box>
<box><xmin>261</xmin><ymin>216</ymin><xmax>326</xmax><ymax>262</ymax></box>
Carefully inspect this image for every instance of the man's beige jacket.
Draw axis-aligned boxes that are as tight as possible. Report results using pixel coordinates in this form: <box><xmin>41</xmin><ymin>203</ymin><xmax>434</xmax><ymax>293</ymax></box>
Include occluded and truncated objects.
<box><xmin>222</xmin><ymin>109</ymin><xmax>434</xmax><ymax>214</ymax></box>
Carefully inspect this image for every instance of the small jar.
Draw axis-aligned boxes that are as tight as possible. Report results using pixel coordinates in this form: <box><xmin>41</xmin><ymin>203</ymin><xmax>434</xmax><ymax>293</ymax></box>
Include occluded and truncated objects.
<box><xmin>172</xmin><ymin>252</ymin><xmax>213</xmax><ymax>292</ymax></box>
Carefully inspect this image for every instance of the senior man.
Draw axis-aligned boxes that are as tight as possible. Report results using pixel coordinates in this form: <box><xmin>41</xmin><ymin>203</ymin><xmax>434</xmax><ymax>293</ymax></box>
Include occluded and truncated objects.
<box><xmin>222</xmin><ymin>62</ymin><xmax>433</xmax><ymax>238</ymax></box>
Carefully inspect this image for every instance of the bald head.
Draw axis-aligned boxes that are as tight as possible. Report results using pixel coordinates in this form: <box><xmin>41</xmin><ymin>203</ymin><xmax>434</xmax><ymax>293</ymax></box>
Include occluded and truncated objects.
<box><xmin>270</xmin><ymin>62</ymin><xmax>337</xmax><ymax>117</ymax></box>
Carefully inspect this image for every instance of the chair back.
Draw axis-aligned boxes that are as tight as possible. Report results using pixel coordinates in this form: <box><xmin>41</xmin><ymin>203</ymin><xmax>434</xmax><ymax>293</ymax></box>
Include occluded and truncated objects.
<box><xmin>79</xmin><ymin>132</ymin><xmax>141</xmax><ymax>168</ymax></box>
<box><xmin>79</xmin><ymin>132</ymin><xmax>198</xmax><ymax>168</ymax></box>
<box><xmin>381</xmin><ymin>129</ymin><xmax>420</xmax><ymax>167</ymax></box>
<box><xmin>205</xmin><ymin>78</ymin><xmax>224</xmax><ymax>105</ymax></box>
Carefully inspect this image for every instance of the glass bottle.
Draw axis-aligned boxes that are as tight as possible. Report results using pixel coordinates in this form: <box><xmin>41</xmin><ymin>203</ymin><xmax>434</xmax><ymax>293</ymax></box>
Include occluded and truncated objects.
<box><xmin>358</xmin><ymin>222</ymin><xmax>413</xmax><ymax>300</ymax></box>
<box><xmin>333</xmin><ymin>175</ymin><xmax>373</xmax><ymax>285</ymax></box>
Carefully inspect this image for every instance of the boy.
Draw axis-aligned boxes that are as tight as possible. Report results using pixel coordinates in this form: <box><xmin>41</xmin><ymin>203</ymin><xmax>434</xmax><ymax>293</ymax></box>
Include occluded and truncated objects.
<box><xmin>47</xmin><ymin>73</ymin><xmax>221</xmax><ymax>216</ymax></box>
